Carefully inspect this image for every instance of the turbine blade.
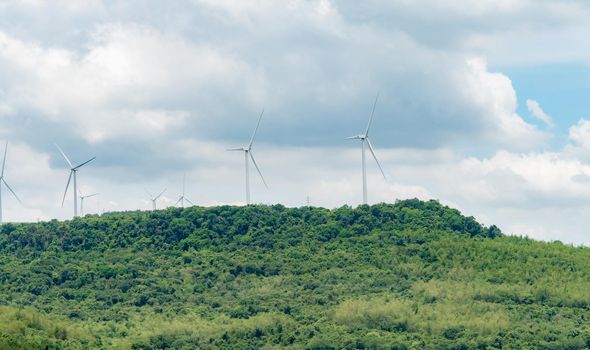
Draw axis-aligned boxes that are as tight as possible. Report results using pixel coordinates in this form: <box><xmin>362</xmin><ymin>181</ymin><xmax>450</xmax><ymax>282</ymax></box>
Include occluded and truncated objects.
<box><xmin>248</xmin><ymin>108</ymin><xmax>264</xmax><ymax>149</ymax></box>
<box><xmin>155</xmin><ymin>188</ymin><xmax>166</xmax><ymax>200</ymax></box>
<box><xmin>145</xmin><ymin>189</ymin><xmax>154</xmax><ymax>199</ymax></box>
<box><xmin>227</xmin><ymin>148</ymin><xmax>244</xmax><ymax>151</ymax></box>
<box><xmin>175</xmin><ymin>196</ymin><xmax>183</xmax><ymax>206</ymax></box>
<box><xmin>55</xmin><ymin>143</ymin><xmax>73</xmax><ymax>168</ymax></box>
<box><xmin>73</xmin><ymin>156</ymin><xmax>96</xmax><ymax>170</ymax></box>
<box><xmin>346</xmin><ymin>136</ymin><xmax>361</xmax><ymax>140</ymax></box>
<box><xmin>185</xmin><ymin>197</ymin><xmax>195</xmax><ymax>206</ymax></box>
<box><xmin>1</xmin><ymin>142</ymin><xmax>7</xmax><ymax>178</ymax></box>
<box><xmin>249</xmin><ymin>151</ymin><xmax>268</xmax><ymax>188</ymax></box>
<box><xmin>3</xmin><ymin>179</ymin><xmax>21</xmax><ymax>204</ymax></box>
<box><xmin>86</xmin><ymin>193</ymin><xmax>98</xmax><ymax>198</ymax></box>
<box><xmin>364</xmin><ymin>92</ymin><xmax>380</xmax><ymax>135</ymax></box>
<box><xmin>366</xmin><ymin>138</ymin><xmax>387</xmax><ymax>181</ymax></box>
<box><xmin>61</xmin><ymin>171</ymin><xmax>73</xmax><ymax>207</ymax></box>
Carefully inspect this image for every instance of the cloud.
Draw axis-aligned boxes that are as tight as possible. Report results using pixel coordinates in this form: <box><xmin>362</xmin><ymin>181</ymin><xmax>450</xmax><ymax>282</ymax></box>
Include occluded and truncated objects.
<box><xmin>457</xmin><ymin>58</ymin><xmax>547</xmax><ymax>148</ymax></box>
<box><xmin>0</xmin><ymin>2</ymin><xmax>546</xmax><ymax>158</ymax></box>
<box><xmin>568</xmin><ymin>119</ymin><xmax>590</xmax><ymax>149</ymax></box>
<box><xmin>459</xmin><ymin>151</ymin><xmax>590</xmax><ymax>206</ymax></box>
<box><xmin>0</xmin><ymin>24</ymin><xmax>268</xmax><ymax>172</ymax></box>
<box><xmin>0</xmin><ymin>1</ymin><xmax>589</xmax><ymax>245</ymax></box>
<box><xmin>0</xmin><ymin>25</ymin><xmax>263</xmax><ymax>141</ymax></box>
<box><xmin>563</xmin><ymin>119</ymin><xmax>590</xmax><ymax>165</ymax></box>
<box><xmin>1</xmin><ymin>130</ymin><xmax>589</xmax><ymax>244</ymax></box>
<box><xmin>526</xmin><ymin>99</ymin><xmax>554</xmax><ymax>128</ymax></box>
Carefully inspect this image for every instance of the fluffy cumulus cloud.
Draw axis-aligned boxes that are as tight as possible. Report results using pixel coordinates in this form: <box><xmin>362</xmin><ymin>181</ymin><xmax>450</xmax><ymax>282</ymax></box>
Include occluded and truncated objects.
<box><xmin>564</xmin><ymin>119</ymin><xmax>590</xmax><ymax>161</ymax></box>
<box><xmin>0</xmin><ymin>25</ymin><xmax>262</xmax><ymax>142</ymax></box>
<box><xmin>457</xmin><ymin>58</ymin><xmax>546</xmax><ymax>148</ymax></box>
<box><xmin>0</xmin><ymin>1</ymin><xmax>546</xmax><ymax>152</ymax></box>
<box><xmin>0</xmin><ymin>1</ymin><xmax>589</xmax><ymax>244</ymax></box>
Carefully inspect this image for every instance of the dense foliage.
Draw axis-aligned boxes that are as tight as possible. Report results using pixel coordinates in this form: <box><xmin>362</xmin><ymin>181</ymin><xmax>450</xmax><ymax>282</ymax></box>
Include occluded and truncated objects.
<box><xmin>0</xmin><ymin>199</ymin><xmax>588</xmax><ymax>349</ymax></box>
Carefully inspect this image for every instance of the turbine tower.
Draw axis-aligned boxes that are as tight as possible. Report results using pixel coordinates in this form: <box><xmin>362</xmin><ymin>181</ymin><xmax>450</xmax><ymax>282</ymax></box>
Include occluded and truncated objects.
<box><xmin>347</xmin><ymin>93</ymin><xmax>387</xmax><ymax>204</ymax></box>
<box><xmin>0</xmin><ymin>142</ymin><xmax>21</xmax><ymax>225</ymax></box>
<box><xmin>56</xmin><ymin>144</ymin><xmax>96</xmax><ymax>217</ymax></box>
<box><xmin>175</xmin><ymin>174</ymin><xmax>194</xmax><ymax>208</ymax></box>
<box><xmin>227</xmin><ymin>109</ymin><xmax>268</xmax><ymax>205</ymax></box>
<box><xmin>79</xmin><ymin>191</ymin><xmax>98</xmax><ymax>216</ymax></box>
<box><xmin>146</xmin><ymin>189</ymin><xmax>166</xmax><ymax>210</ymax></box>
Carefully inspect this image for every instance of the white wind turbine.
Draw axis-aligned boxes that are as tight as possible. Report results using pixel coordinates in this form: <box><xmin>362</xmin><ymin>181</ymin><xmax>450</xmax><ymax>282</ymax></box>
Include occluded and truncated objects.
<box><xmin>347</xmin><ymin>93</ymin><xmax>387</xmax><ymax>204</ymax></box>
<box><xmin>0</xmin><ymin>142</ymin><xmax>21</xmax><ymax>225</ymax></box>
<box><xmin>146</xmin><ymin>189</ymin><xmax>166</xmax><ymax>210</ymax></box>
<box><xmin>227</xmin><ymin>109</ymin><xmax>268</xmax><ymax>205</ymax></box>
<box><xmin>175</xmin><ymin>174</ymin><xmax>194</xmax><ymax>208</ymax></box>
<box><xmin>56</xmin><ymin>144</ymin><xmax>96</xmax><ymax>217</ymax></box>
<box><xmin>79</xmin><ymin>191</ymin><xmax>98</xmax><ymax>216</ymax></box>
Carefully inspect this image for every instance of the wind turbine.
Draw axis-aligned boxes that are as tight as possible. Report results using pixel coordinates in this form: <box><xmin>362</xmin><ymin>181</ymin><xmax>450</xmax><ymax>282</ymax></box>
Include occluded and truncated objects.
<box><xmin>227</xmin><ymin>109</ymin><xmax>268</xmax><ymax>205</ymax></box>
<box><xmin>0</xmin><ymin>142</ymin><xmax>21</xmax><ymax>225</ymax></box>
<box><xmin>175</xmin><ymin>174</ymin><xmax>194</xmax><ymax>208</ymax></box>
<box><xmin>56</xmin><ymin>144</ymin><xmax>96</xmax><ymax>217</ymax></box>
<box><xmin>79</xmin><ymin>191</ymin><xmax>98</xmax><ymax>216</ymax></box>
<box><xmin>146</xmin><ymin>188</ymin><xmax>166</xmax><ymax>210</ymax></box>
<box><xmin>347</xmin><ymin>93</ymin><xmax>387</xmax><ymax>204</ymax></box>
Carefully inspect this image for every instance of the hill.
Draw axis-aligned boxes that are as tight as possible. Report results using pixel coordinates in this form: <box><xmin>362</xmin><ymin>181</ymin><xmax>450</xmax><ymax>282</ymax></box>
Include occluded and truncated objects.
<box><xmin>0</xmin><ymin>199</ymin><xmax>588</xmax><ymax>349</ymax></box>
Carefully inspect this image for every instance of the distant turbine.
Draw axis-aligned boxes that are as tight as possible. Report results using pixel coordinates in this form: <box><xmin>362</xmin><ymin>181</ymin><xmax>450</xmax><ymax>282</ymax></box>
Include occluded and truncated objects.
<box><xmin>227</xmin><ymin>109</ymin><xmax>268</xmax><ymax>205</ymax></box>
<box><xmin>56</xmin><ymin>144</ymin><xmax>96</xmax><ymax>218</ymax></box>
<box><xmin>347</xmin><ymin>93</ymin><xmax>387</xmax><ymax>204</ymax></box>
<box><xmin>146</xmin><ymin>188</ymin><xmax>166</xmax><ymax>210</ymax></box>
<box><xmin>175</xmin><ymin>174</ymin><xmax>194</xmax><ymax>208</ymax></box>
<box><xmin>0</xmin><ymin>142</ymin><xmax>21</xmax><ymax>225</ymax></box>
<box><xmin>79</xmin><ymin>191</ymin><xmax>98</xmax><ymax>216</ymax></box>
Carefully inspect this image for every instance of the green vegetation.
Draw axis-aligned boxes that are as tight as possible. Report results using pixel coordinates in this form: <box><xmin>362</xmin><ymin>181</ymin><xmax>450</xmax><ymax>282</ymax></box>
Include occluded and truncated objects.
<box><xmin>0</xmin><ymin>199</ymin><xmax>588</xmax><ymax>349</ymax></box>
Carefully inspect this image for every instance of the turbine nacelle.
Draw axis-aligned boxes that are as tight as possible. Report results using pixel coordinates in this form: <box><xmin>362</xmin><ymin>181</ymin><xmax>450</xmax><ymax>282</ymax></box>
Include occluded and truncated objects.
<box><xmin>175</xmin><ymin>174</ymin><xmax>195</xmax><ymax>208</ymax></box>
<box><xmin>80</xmin><ymin>192</ymin><xmax>98</xmax><ymax>200</ymax></box>
<box><xmin>175</xmin><ymin>196</ymin><xmax>194</xmax><ymax>207</ymax></box>
<box><xmin>226</xmin><ymin>108</ymin><xmax>268</xmax><ymax>205</ymax></box>
<box><xmin>73</xmin><ymin>157</ymin><xmax>96</xmax><ymax>171</ymax></box>
<box><xmin>56</xmin><ymin>144</ymin><xmax>96</xmax><ymax>217</ymax></box>
<box><xmin>79</xmin><ymin>192</ymin><xmax>98</xmax><ymax>216</ymax></box>
<box><xmin>146</xmin><ymin>188</ymin><xmax>166</xmax><ymax>202</ymax></box>
<box><xmin>146</xmin><ymin>188</ymin><xmax>166</xmax><ymax>210</ymax></box>
<box><xmin>347</xmin><ymin>93</ymin><xmax>388</xmax><ymax>204</ymax></box>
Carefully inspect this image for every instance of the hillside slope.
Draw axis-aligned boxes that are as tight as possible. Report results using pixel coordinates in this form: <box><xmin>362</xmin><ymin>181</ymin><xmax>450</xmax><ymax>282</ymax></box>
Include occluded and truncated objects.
<box><xmin>0</xmin><ymin>200</ymin><xmax>588</xmax><ymax>349</ymax></box>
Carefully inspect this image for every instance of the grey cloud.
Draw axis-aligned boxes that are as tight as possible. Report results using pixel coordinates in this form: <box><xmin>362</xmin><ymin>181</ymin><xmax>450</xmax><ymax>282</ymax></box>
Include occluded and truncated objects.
<box><xmin>571</xmin><ymin>173</ymin><xmax>590</xmax><ymax>183</ymax></box>
<box><xmin>335</xmin><ymin>0</ymin><xmax>590</xmax><ymax>50</ymax></box>
<box><xmin>1</xmin><ymin>1</ymin><xmax>590</xmax><ymax>245</ymax></box>
<box><xmin>0</xmin><ymin>1</ymin><xmax>544</xmax><ymax>160</ymax></box>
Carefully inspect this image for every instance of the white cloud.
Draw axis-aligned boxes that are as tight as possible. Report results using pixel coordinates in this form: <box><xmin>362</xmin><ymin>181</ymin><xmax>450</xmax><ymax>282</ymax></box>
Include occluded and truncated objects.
<box><xmin>563</xmin><ymin>119</ymin><xmax>590</xmax><ymax>167</ymax></box>
<box><xmin>458</xmin><ymin>150</ymin><xmax>590</xmax><ymax>204</ymax></box>
<box><xmin>0</xmin><ymin>133</ymin><xmax>588</xmax><ymax>244</ymax></box>
<box><xmin>567</xmin><ymin>119</ymin><xmax>590</xmax><ymax>153</ymax></box>
<box><xmin>0</xmin><ymin>4</ymin><xmax>545</xmax><ymax>156</ymax></box>
<box><xmin>457</xmin><ymin>57</ymin><xmax>547</xmax><ymax>148</ymax></box>
<box><xmin>0</xmin><ymin>1</ymin><xmax>589</xmax><ymax>246</ymax></box>
<box><xmin>0</xmin><ymin>25</ymin><xmax>266</xmax><ymax>144</ymax></box>
<box><xmin>526</xmin><ymin>99</ymin><xmax>554</xmax><ymax>128</ymax></box>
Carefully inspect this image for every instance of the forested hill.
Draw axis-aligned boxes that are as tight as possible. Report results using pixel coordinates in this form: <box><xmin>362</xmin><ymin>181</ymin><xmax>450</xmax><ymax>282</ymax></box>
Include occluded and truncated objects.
<box><xmin>0</xmin><ymin>200</ymin><xmax>589</xmax><ymax>350</ymax></box>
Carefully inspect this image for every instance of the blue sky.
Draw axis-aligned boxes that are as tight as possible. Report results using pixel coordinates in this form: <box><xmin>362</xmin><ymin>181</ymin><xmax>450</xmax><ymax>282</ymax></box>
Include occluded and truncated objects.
<box><xmin>504</xmin><ymin>63</ymin><xmax>590</xmax><ymax>144</ymax></box>
<box><xmin>0</xmin><ymin>0</ymin><xmax>589</xmax><ymax>244</ymax></box>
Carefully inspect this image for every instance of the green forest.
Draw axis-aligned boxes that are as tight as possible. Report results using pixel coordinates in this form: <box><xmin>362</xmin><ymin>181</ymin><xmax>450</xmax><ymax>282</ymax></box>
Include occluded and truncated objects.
<box><xmin>0</xmin><ymin>199</ymin><xmax>588</xmax><ymax>349</ymax></box>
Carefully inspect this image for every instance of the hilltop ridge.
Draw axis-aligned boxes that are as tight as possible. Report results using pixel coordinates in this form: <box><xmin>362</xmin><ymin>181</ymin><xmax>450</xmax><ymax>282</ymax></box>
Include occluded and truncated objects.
<box><xmin>0</xmin><ymin>199</ymin><xmax>500</xmax><ymax>252</ymax></box>
<box><xmin>0</xmin><ymin>200</ymin><xmax>589</xmax><ymax>349</ymax></box>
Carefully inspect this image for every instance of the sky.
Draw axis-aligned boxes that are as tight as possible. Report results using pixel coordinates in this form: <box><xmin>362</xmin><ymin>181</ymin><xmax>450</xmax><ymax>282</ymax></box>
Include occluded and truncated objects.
<box><xmin>0</xmin><ymin>0</ymin><xmax>589</xmax><ymax>244</ymax></box>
